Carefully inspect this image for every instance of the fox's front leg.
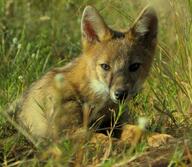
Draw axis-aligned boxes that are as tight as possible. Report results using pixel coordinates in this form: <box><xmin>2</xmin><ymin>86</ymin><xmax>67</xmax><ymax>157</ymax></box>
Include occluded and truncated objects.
<box><xmin>40</xmin><ymin>101</ymin><xmax>87</xmax><ymax>161</ymax></box>
<box><xmin>53</xmin><ymin>100</ymin><xmax>84</xmax><ymax>140</ymax></box>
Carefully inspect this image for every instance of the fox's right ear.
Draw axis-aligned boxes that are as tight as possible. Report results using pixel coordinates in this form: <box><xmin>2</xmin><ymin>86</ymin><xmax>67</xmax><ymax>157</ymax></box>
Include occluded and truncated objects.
<box><xmin>81</xmin><ymin>6</ymin><xmax>111</xmax><ymax>49</ymax></box>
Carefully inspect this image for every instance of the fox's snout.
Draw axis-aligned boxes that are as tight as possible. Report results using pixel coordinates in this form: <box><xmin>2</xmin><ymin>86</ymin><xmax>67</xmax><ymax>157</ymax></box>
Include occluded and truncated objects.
<box><xmin>110</xmin><ymin>81</ymin><xmax>136</xmax><ymax>103</ymax></box>
<box><xmin>114</xmin><ymin>89</ymin><xmax>128</xmax><ymax>102</ymax></box>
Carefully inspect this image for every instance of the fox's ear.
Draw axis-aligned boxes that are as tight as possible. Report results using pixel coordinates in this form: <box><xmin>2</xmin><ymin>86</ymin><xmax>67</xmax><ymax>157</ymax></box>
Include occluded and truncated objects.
<box><xmin>129</xmin><ymin>7</ymin><xmax>158</xmax><ymax>46</ymax></box>
<box><xmin>81</xmin><ymin>6</ymin><xmax>111</xmax><ymax>48</ymax></box>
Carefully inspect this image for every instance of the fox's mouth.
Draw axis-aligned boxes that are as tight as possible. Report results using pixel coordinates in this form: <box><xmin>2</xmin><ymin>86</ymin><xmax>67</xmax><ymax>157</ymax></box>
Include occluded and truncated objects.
<box><xmin>110</xmin><ymin>94</ymin><xmax>129</xmax><ymax>104</ymax></box>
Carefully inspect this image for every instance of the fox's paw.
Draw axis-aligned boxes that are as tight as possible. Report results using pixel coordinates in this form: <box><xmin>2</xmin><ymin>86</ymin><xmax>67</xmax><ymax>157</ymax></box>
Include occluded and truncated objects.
<box><xmin>121</xmin><ymin>124</ymin><xmax>143</xmax><ymax>145</ymax></box>
<box><xmin>147</xmin><ymin>133</ymin><xmax>175</xmax><ymax>147</ymax></box>
<box><xmin>90</xmin><ymin>133</ymin><xmax>111</xmax><ymax>145</ymax></box>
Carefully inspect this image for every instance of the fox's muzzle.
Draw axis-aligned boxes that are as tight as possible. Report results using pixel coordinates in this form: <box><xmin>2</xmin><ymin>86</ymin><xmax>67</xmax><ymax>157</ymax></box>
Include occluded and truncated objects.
<box><xmin>114</xmin><ymin>89</ymin><xmax>128</xmax><ymax>102</ymax></box>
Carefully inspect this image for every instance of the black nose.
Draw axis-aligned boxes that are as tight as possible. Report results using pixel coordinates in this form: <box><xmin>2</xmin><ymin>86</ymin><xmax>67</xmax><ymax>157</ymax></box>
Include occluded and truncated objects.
<box><xmin>114</xmin><ymin>89</ymin><xmax>128</xmax><ymax>101</ymax></box>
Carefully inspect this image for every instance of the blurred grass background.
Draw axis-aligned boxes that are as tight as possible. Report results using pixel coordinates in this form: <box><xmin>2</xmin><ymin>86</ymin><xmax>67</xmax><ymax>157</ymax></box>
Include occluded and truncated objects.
<box><xmin>0</xmin><ymin>0</ymin><xmax>192</xmax><ymax>166</ymax></box>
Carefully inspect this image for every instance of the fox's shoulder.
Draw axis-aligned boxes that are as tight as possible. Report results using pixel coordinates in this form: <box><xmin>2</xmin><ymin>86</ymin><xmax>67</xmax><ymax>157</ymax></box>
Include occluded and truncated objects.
<box><xmin>21</xmin><ymin>57</ymin><xmax>82</xmax><ymax>107</ymax></box>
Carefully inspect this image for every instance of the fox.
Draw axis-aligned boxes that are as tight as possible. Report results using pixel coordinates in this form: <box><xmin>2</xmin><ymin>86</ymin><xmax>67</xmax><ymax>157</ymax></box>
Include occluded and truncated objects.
<box><xmin>16</xmin><ymin>5</ymin><xmax>158</xmax><ymax>142</ymax></box>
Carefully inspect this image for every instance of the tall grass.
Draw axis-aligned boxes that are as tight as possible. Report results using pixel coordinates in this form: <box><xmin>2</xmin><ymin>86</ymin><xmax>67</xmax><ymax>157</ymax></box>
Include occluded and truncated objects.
<box><xmin>0</xmin><ymin>0</ymin><xmax>192</xmax><ymax>166</ymax></box>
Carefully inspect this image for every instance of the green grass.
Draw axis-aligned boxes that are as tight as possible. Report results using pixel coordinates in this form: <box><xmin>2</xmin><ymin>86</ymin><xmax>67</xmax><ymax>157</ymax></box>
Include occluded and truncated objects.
<box><xmin>0</xmin><ymin>0</ymin><xmax>192</xmax><ymax>166</ymax></box>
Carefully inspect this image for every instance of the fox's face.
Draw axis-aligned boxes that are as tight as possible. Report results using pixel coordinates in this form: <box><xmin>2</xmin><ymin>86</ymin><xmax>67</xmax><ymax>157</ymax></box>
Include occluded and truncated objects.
<box><xmin>81</xmin><ymin>6</ymin><xmax>158</xmax><ymax>103</ymax></box>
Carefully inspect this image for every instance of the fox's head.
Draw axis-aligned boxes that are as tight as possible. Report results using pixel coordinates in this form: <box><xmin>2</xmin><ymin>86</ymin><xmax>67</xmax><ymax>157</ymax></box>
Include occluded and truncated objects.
<box><xmin>81</xmin><ymin>6</ymin><xmax>158</xmax><ymax>103</ymax></box>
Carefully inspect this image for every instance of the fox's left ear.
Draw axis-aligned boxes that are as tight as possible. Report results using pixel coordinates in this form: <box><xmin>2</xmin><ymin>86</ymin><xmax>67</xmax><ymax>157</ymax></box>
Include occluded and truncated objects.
<box><xmin>81</xmin><ymin>6</ymin><xmax>111</xmax><ymax>49</ymax></box>
<box><xmin>129</xmin><ymin>7</ymin><xmax>158</xmax><ymax>47</ymax></box>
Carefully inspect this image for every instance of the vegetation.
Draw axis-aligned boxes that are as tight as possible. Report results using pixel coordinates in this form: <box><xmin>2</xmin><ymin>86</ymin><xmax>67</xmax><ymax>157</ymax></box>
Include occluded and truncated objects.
<box><xmin>0</xmin><ymin>0</ymin><xmax>192</xmax><ymax>166</ymax></box>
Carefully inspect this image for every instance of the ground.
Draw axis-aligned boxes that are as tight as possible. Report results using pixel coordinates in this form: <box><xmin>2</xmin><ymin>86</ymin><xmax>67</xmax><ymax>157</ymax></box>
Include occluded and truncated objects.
<box><xmin>0</xmin><ymin>0</ymin><xmax>192</xmax><ymax>166</ymax></box>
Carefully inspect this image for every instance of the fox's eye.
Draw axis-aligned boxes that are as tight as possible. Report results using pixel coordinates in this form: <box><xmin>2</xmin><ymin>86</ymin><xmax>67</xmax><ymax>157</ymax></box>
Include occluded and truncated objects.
<box><xmin>129</xmin><ymin>63</ymin><xmax>141</xmax><ymax>72</ymax></box>
<box><xmin>100</xmin><ymin>64</ymin><xmax>110</xmax><ymax>71</ymax></box>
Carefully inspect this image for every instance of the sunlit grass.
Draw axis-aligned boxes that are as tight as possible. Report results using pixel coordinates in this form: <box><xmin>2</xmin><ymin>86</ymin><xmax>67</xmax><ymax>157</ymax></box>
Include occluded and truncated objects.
<box><xmin>0</xmin><ymin>0</ymin><xmax>192</xmax><ymax>166</ymax></box>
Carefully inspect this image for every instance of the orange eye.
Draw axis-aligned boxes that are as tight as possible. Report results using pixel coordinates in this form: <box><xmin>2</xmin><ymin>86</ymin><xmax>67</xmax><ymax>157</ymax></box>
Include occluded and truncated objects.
<box><xmin>129</xmin><ymin>63</ymin><xmax>141</xmax><ymax>72</ymax></box>
<box><xmin>100</xmin><ymin>64</ymin><xmax>110</xmax><ymax>71</ymax></box>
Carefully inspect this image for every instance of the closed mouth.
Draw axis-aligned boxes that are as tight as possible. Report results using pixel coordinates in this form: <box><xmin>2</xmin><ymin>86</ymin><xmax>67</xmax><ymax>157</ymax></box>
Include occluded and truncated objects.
<box><xmin>110</xmin><ymin>91</ymin><xmax>138</xmax><ymax>104</ymax></box>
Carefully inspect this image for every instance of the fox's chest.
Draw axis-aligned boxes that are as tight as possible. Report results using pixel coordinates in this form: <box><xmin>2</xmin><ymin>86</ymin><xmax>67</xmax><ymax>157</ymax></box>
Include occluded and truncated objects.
<box><xmin>86</xmin><ymin>97</ymin><xmax>116</xmax><ymax>125</ymax></box>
